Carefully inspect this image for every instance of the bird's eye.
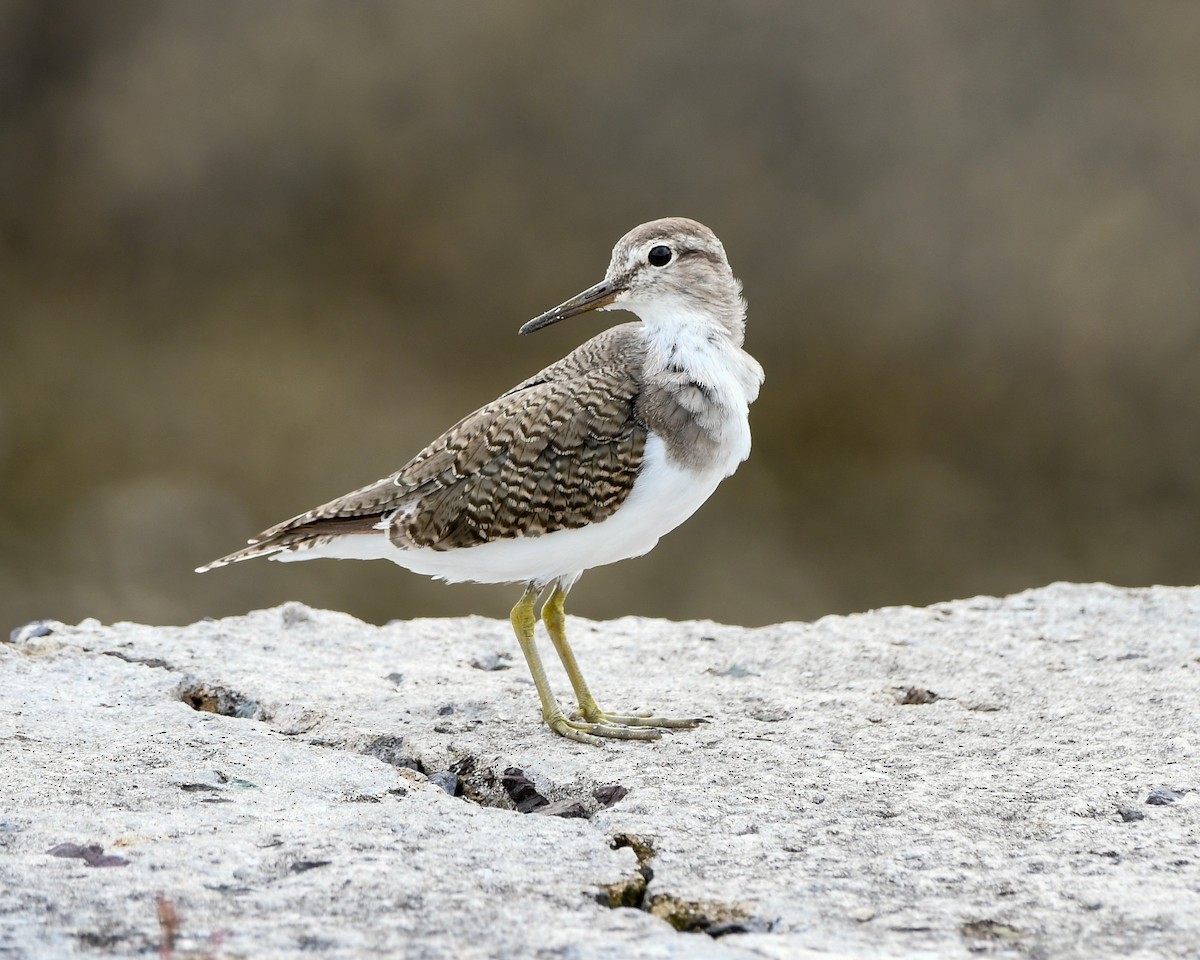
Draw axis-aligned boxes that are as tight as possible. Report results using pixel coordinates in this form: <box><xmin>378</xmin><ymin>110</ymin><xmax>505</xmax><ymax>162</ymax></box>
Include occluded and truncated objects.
<box><xmin>647</xmin><ymin>245</ymin><xmax>672</xmax><ymax>267</ymax></box>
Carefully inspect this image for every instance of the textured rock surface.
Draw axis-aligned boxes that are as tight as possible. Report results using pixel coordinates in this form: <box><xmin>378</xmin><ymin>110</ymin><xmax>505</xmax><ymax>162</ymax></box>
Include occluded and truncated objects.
<box><xmin>1</xmin><ymin>583</ymin><xmax>1197</xmax><ymax>958</ymax></box>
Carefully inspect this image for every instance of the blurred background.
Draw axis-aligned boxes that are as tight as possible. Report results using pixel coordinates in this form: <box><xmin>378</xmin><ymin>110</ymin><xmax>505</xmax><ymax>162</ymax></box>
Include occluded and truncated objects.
<box><xmin>3</xmin><ymin>1</ymin><xmax>1199</xmax><ymax>632</ymax></box>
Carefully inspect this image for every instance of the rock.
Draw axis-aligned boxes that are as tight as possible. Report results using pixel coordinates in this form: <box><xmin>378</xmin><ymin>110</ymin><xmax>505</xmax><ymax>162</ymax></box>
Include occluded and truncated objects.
<box><xmin>1</xmin><ymin>584</ymin><xmax>1199</xmax><ymax>957</ymax></box>
<box><xmin>471</xmin><ymin>650</ymin><xmax>514</xmax><ymax>671</ymax></box>
<box><xmin>8</xmin><ymin>620</ymin><xmax>54</xmax><ymax>644</ymax></box>
<box><xmin>1146</xmin><ymin>787</ymin><xmax>1185</xmax><ymax>806</ymax></box>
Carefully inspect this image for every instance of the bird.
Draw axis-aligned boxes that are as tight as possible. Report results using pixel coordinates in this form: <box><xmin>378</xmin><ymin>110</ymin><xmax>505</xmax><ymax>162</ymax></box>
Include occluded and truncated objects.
<box><xmin>198</xmin><ymin>217</ymin><xmax>764</xmax><ymax>746</ymax></box>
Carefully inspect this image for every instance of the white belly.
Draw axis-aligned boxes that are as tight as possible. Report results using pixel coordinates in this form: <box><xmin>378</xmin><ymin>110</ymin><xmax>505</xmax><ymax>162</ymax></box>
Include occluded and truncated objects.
<box><xmin>273</xmin><ymin>430</ymin><xmax>745</xmax><ymax>586</ymax></box>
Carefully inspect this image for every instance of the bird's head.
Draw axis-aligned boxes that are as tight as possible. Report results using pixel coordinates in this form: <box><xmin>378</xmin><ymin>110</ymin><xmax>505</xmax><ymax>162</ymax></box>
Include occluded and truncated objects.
<box><xmin>519</xmin><ymin>217</ymin><xmax>746</xmax><ymax>343</ymax></box>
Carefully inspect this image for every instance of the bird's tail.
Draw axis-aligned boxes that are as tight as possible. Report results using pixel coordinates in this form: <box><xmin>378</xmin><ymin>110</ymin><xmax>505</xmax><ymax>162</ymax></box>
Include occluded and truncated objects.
<box><xmin>195</xmin><ymin>540</ymin><xmax>286</xmax><ymax>573</ymax></box>
<box><xmin>196</xmin><ymin>513</ymin><xmax>386</xmax><ymax>573</ymax></box>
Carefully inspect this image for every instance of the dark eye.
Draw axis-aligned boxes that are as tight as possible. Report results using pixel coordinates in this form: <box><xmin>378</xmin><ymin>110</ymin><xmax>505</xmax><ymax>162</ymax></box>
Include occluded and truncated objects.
<box><xmin>647</xmin><ymin>245</ymin><xmax>672</xmax><ymax>267</ymax></box>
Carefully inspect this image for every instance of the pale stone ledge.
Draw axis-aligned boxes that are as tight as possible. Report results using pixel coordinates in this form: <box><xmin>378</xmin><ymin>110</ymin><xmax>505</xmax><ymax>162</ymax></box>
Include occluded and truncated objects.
<box><xmin>2</xmin><ymin>582</ymin><xmax>1197</xmax><ymax>958</ymax></box>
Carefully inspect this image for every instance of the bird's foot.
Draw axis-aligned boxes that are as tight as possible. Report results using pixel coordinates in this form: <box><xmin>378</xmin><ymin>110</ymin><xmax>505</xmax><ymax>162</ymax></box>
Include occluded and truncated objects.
<box><xmin>539</xmin><ymin>704</ymin><xmax>704</xmax><ymax>745</ymax></box>
<box><xmin>574</xmin><ymin>703</ymin><xmax>703</xmax><ymax>733</ymax></box>
<box><xmin>543</xmin><ymin>702</ymin><xmax>702</xmax><ymax>746</ymax></box>
<box><xmin>545</xmin><ymin>711</ymin><xmax>662</xmax><ymax>746</ymax></box>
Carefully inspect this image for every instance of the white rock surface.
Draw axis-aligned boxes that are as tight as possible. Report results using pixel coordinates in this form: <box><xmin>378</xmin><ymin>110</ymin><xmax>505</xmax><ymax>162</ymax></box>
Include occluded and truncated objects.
<box><xmin>1</xmin><ymin>583</ymin><xmax>1197</xmax><ymax>959</ymax></box>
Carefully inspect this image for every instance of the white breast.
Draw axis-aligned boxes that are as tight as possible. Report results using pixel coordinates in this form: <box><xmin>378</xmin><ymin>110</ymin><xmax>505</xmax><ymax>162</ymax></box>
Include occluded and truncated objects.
<box><xmin>277</xmin><ymin>316</ymin><xmax>762</xmax><ymax>587</ymax></box>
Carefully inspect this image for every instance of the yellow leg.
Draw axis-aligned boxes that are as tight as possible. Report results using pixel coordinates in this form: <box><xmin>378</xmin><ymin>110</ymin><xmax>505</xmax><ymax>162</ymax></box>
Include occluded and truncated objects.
<box><xmin>509</xmin><ymin>585</ymin><xmax>613</xmax><ymax>746</ymax></box>
<box><xmin>540</xmin><ymin>585</ymin><xmax>602</xmax><ymax>718</ymax></box>
<box><xmin>541</xmin><ymin>583</ymin><xmax>701</xmax><ymax>736</ymax></box>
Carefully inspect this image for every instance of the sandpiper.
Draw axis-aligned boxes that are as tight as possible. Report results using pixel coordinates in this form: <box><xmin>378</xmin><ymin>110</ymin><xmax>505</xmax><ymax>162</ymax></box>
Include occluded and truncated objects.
<box><xmin>198</xmin><ymin>217</ymin><xmax>764</xmax><ymax>745</ymax></box>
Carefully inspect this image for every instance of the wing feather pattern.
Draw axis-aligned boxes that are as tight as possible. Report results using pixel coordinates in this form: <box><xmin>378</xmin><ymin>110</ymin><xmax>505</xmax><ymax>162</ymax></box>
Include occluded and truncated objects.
<box><xmin>199</xmin><ymin>324</ymin><xmax>648</xmax><ymax>569</ymax></box>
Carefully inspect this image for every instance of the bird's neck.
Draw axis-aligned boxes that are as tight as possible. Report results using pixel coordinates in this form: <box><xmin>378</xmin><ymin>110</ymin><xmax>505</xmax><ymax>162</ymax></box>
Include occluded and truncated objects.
<box><xmin>634</xmin><ymin>290</ymin><xmax>746</xmax><ymax>345</ymax></box>
<box><xmin>635</xmin><ymin>300</ymin><xmax>763</xmax><ymax>409</ymax></box>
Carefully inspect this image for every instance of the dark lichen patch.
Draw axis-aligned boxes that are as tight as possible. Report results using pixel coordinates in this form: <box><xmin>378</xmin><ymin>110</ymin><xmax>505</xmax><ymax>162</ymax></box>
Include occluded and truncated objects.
<box><xmin>648</xmin><ymin>894</ymin><xmax>765</xmax><ymax>936</ymax></box>
<box><xmin>960</xmin><ymin>919</ymin><xmax>1022</xmax><ymax>941</ymax></box>
<box><xmin>598</xmin><ymin>834</ymin><xmax>655</xmax><ymax>909</ymax></box>
<box><xmin>599</xmin><ymin>872</ymin><xmax>648</xmax><ymax>909</ymax></box>
<box><xmin>357</xmin><ymin>734</ymin><xmax>425</xmax><ymax>773</ymax></box>
<box><xmin>445</xmin><ymin>754</ymin><xmax>506</xmax><ymax>806</ymax></box>
<box><xmin>613</xmin><ymin>833</ymin><xmax>656</xmax><ymax>868</ymax></box>
<box><xmin>75</xmin><ymin>930</ymin><xmax>127</xmax><ymax>949</ymax></box>
<box><xmin>176</xmin><ymin>680</ymin><xmax>266</xmax><ymax>720</ymax></box>
<box><xmin>894</xmin><ymin>686</ymin><xmax>941</xmax><ymax>705</ymax></box>
<box><xmin>599</xmin><ymin>836</ymin><xmax>770</xmax><ymax>937</ymax></box>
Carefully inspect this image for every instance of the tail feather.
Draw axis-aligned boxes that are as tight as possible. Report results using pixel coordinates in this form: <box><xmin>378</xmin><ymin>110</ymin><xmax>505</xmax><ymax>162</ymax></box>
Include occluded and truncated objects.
<box><xmin>194</xmin><ymin>540</ymin><xmax>285</xmax><ymax>573</ymax></box>
<box><xmin>196</xmin><ymin>514</ymin><xmax>387</xmax><ymax>574</ymax></box>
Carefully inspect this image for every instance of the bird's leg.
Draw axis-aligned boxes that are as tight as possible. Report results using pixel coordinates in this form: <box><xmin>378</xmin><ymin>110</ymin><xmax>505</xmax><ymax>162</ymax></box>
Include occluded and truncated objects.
<box><xmin>541</xmin><ymin>583</ymin><xmax>701</xmax><ymax>735</ymax></box>
<box><xmin>509</xmin><ymin>584</ymin><xmax>617</xmax><ymax>746</ymax></box>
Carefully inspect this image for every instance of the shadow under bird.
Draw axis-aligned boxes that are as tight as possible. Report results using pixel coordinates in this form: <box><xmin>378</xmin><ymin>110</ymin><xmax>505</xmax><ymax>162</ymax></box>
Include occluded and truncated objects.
<box><xmin>198</xmin><ymin>217</ymin><xmax>764</xmax><ymax>745</ymax></box>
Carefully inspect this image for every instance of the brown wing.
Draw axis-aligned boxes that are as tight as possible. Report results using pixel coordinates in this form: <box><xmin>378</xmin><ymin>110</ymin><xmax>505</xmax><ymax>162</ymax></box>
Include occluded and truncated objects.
<box><xmin>199</xmin><ymin>324</ymin><xmax>648</xmax><ymax>568</ymax></box>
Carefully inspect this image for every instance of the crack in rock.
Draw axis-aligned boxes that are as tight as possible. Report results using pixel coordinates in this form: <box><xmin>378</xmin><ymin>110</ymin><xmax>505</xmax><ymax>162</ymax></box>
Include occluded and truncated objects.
<box><xmin>599</xmin><ymin>834</ymin><xmax>772</xmax><ymax>938</ymax></box>
<box><xmin>357</xmin><ymin>735</ymin><xmax>426</xmax><ymax>774</ymax></box>
<box><xmin>101</xmin><ymin>650</ymin><xmax>175</xmax><ymax>670</ymax></box>
<box><xmin>176</xmin><ymin>680</ymin><xmax>268</xmax><ymax>721</ymax></box>
<box><xmin>961</xmin><ymin>919</ymin><xmax>1022</xmax><ymax>941</ymax></box>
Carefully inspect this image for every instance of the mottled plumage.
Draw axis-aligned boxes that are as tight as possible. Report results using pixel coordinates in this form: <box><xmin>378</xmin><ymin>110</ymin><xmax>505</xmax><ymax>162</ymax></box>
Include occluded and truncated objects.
<box><xmin>199</xmin><ymin>217</ymin><xmax>763</xmax><ymax>746</ymax></box>
<box><xmin>208</xmin><ymin>325</ymin><xmax>649</xmax><ymax>563</ymax></box>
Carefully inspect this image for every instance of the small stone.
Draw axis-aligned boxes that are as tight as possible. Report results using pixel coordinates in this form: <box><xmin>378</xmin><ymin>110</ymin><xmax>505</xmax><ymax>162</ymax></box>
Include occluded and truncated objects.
<box><xmin>1146</xmin><ymin>787</ymin><xmax>1184</xmax><ymax>805</ymax></box>
<box><xmin>46</xmin><ymin>843</ymin><xmax>129</xmax><ymax>868</ymax></box>
<box><xmin>849</xmin><ymin>907</ymin><xmax>876</xmax><ymax>923</ymax></box>
<box><xmin>534</xmin><ymin>798</ymin><xmax>589</xmax><ymax>819</ymax></box>
<box><xmin>428</xmin><ymin>771</ymin><xmax>459</xmax><ymax>796</ymax></box>
<box><xmin>279</xmin><ymin>602</ymin><xmax>311</xmax><ymax>628</ymax></box>
<box><xmin>1117</xmin><ymin>807</ymin><xmax>1145</xmax><ymax>822</ymax></box>
<box><xmin>384</xmin><ymin>672</ymin><xmax>405</xmax><ymax>685</ymax></box>
<box><xmin>9</xmin><ymin>621</ymin><xmax>54</xmax><ymax>644</ymax></box>
<box><xmin>289</xmin><ymin>860</ymin><xmax>331</xmax><ymax>873</ymax></box>
<box><xmin>47</xmin><ymin>842</ymin><xmax>102</xmax><ymax>859</ymax></box>
<box><xmin>894</xmin><ymin>686</ymin><xmax>940</xmax><ymax>705</ymax></box>
<box><xmin>502</xmin><ymin>768</ymin><xmax>548</xmax><ymax>813</ymax></box>
<box><xmin>748</xmin><ymin>703</ymin><xmax>790</xmax><ymax>722</ymax></box>
<box><xmin>592</xmin><ymin>784</ymin><xmax>629</xmax><ymax>807</ymax></box>
<box><xmin>470</xmin><ymin>651</ymin><xmax>513</xmax><ymax>671</ymax></box>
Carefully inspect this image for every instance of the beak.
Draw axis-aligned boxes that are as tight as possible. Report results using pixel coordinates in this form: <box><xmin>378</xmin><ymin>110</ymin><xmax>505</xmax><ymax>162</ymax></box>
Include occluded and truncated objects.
<box><xmin>518</xmin><ymin>278</ymin><xmax>622</xmax><ymax>336</ymax></box>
